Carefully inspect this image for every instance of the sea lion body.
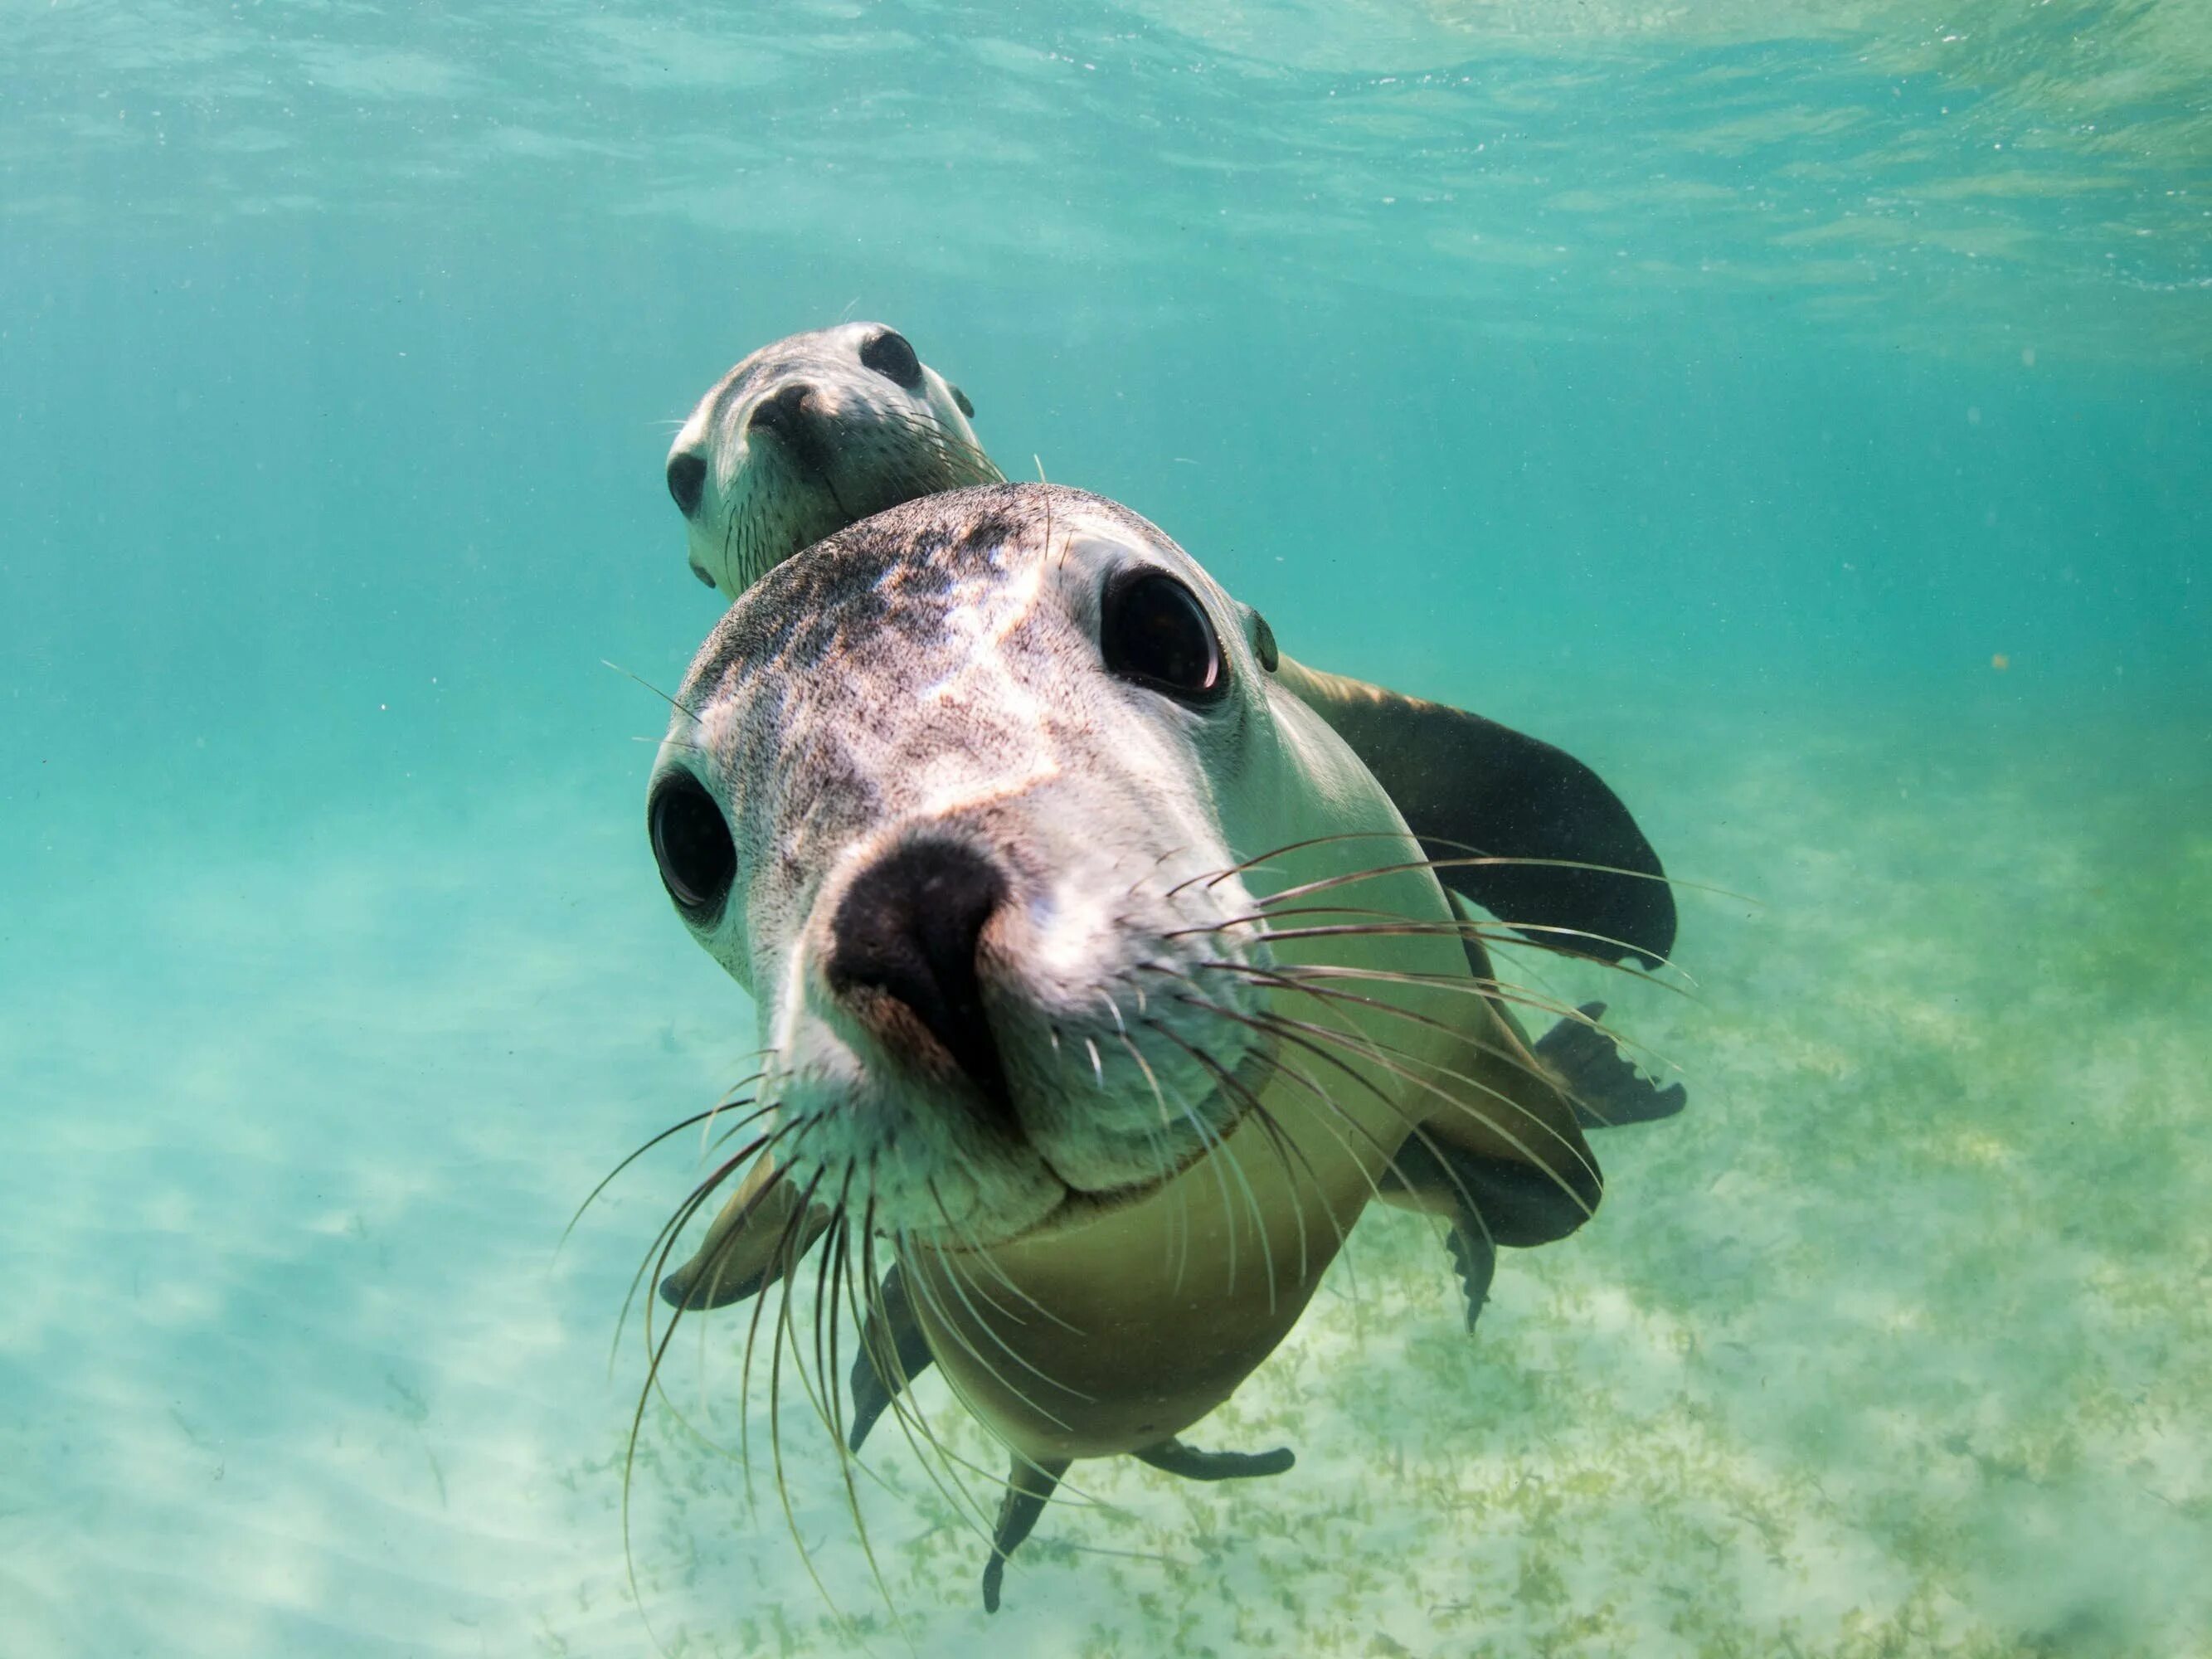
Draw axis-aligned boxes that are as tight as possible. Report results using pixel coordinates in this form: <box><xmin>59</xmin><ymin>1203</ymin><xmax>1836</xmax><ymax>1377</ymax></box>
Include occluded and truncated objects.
<box><xmin>644</xmin><ymin>487</ymin><xmax>1616</xmax><ymax>1602</ymax></box>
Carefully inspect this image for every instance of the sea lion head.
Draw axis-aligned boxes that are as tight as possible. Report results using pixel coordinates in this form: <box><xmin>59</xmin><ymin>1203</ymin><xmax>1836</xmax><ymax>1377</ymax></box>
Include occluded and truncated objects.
<box><xmin>644</xmin><ymin>484</ymin><xmax>1341</xmax><ymax>1249</ymax></box>
<box><xmin>664</xmin><ymin>322</ymin><xmax>1002</xmax><ymax>601</ymax></box>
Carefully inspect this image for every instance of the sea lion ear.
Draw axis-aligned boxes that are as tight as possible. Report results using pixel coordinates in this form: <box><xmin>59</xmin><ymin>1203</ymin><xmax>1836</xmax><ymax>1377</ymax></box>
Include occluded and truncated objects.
<box><xmin>1237</xmin><ymin>605</ymin><xmax>1279</xmax><ymax>672</ymax></box>
<box><xmin>1271</xmin><ymin>656</ymin><xmax>1676</xmax><ymax>967</ymax></box>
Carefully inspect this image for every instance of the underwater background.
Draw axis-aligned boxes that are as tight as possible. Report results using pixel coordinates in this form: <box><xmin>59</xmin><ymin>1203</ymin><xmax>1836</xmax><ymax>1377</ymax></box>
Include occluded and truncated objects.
<box><xmin>3</xmin><ymin>2</ymin><xmax>2207</xmax><ymax>1654</ymax></box>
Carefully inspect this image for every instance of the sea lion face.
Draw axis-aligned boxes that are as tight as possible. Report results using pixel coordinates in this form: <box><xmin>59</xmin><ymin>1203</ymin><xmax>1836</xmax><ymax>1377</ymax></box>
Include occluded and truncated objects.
<box><xmin>664</xmin><ymin>322</ymin><xmax>1001</xmax><ymax>601</ymax></box>
<box><xmin>647</xmin><ymin>485</ymin><xmax>1308</xmax><ymax>1248</ymax></box>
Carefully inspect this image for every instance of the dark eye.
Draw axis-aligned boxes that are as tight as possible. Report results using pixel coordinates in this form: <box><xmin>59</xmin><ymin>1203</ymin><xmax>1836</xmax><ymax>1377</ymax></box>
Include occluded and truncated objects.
<box><xmin>950</xmin><ymin>384</ymin><xmax>975</xmax><ymax>418</ymax></box>
<box><xmin>667</xmin><ymin>451</ymin><xmax>707</xmax><ymax>517</ymax></box>
<box><xmin>858</xmin><ymin>329</ymin><xmax>923</xmax><ymax>390</ymax></box>
<box><xmin>1101</xmin><ymin>572</ymin><xmax>1225</xmax><ymax>703</ymax></box>
<box><xmin>649</xmin><ymin>771</ymin><xmax>737</xmax><ymax>920</ymax></box>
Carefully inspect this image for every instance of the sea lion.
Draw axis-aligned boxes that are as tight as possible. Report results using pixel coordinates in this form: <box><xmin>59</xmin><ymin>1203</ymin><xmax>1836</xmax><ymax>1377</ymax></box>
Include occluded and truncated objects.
<box><xmin>640</xmin><ymin>484</ymin><xmax>1682</xmax><ymax>1608</ymax></box>
<box><xmin>664</xmin><ymin>321</ymin><xmax>1001</xmax><ymax>599</ymax></box>
<box><xmin>663</xmin><ymin>324</ymin><xmax>1675</xmax><ymax>971</ymax></box>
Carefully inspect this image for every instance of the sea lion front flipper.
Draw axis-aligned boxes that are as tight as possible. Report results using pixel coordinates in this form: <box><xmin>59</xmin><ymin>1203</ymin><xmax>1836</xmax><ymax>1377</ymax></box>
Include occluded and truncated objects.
<box><xmin>1131</xmin><ymin>1437</ymin><xmax>1296</xmax><ymax>1481</ymax></box>
<box><xmin>1536</xmin><ymin>1001</ymin><xmax>1688</xmax><ymax>1127</ymax></box>
<box><xmin>1271</xmin><ymin>654</ymin><xmax>1675</xmax><ymax>968</ymax></box>
<box><xmin>981</xmin><ymin>1454</ymin><xmax>1071</xmax><ymax>1613</ymax></box>
<box><xmin>657</xmin><ymin>1153</ymin><xmax>831</xmax><ymax>1311</ymax></box>
<box><xmin>848</xmin><ymin>1262</ymin><xmax>936</xmax><ymax>1453</ymax></box>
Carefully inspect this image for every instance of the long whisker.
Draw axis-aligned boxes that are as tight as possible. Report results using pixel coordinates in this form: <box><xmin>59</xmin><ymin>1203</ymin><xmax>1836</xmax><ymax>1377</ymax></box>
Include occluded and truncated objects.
<box><xmin>611</xmin><ymin>1123</ymin><xmax>778</xmax><ymax>1377</ymax></box>
<box><xmin>735</xmin><ymin>1143</ymin><xmax>830</xmax><ymax>1511</ymax></box>
<box><xmin>1164</xmin><ymin>985</ymin><xmax>1444</xmax><ymax>1248</ymax></box>
<box><xmin>1174</xmin><ymin>907</ymin><xmax>1698</xmax><ymax>985</ymax></box>
<box><xmin>911</xmin><ymin>1196</ymin><xmax>1093</xmax><ymax>1424</ymax></box>
<box><xmin>893</xmin><ymin>1228</ymin><xmax>1113</xmax><ymax>1513</ymax></box>
<box><xmin>1244</xmin><ymin>991</ymin><xmax>1600</xmax><ymax>1215</ymax></box>
<box><xmin>1237</xmin><ymin>961</ymin><xmax>1586</xmax><ymax>1149</ymax></box>
<box><xmin>1218</xmin><ymin>963</ymin><xmax>1592</xmax><ymax>1115</ymax></box>
<box><xmin>1249</xmin><ymin>961</ymin><xmax>1686</xmax><ymax>1078</ymax></box>
<box><xmin>1164</xmin><ymin>829</ymin><xmax>1442</xmax><ymax>900</ymax></box>
<box><xmin>618</xmin><ymin>1129</ymin><xmax>815</xmax><ymax>1645</ymax></box>
<box><xmin>1203</xmin><ymin>956</ymin><xmax>1609</xmax><ymax>1084</ymax></box>
<box><xmin>1116</xmin><ymin>1025</ymin><xmax>1267</xmax><ymax>1310</ymax></box>
<box><xmin>762</xmin><ymin>1165</ymin><xmax>858</xmax><ymax>1642</ymax></box>
<box><xmin>601</xmin><ymin>658</ymin><xmax>703</xmax><ymax>725</ymax></box>
<box><xmin>874</xmin><ymin>1224</ymin><xmax>1081</xmax><ymax>1506</ymax></box>
<box><xmin>1237</xmin><ymin>1005</ymin><xmax>1510</xmax><ymax>1253</ymax></box>
<box><xmin>848</xmin><ymin>1204</ymin><xmax>1003</xmax><ymax>1545</ymax></box>
<box><xmin>560</xmin><ymin>1084</ymin><xmax>766</xmax><ymax>1252</ymax></box>
<box><xmin>1254</xmin><ymin>849</ymin><xmax>1748</xmax><ymax>909</ymax></box>
<box><xmin>809</xmin><ymin>1207</ymin><xmax>912</xmax><ymax>1644</ymax></box>
<box><xmin>1145</xmin><ymin>1017</ymin><xmax>1327</xmax><ymax>1291</ymax></box>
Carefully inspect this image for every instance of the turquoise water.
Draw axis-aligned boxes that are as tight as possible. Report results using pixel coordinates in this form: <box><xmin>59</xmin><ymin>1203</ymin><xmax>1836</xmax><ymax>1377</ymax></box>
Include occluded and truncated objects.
<box><xmin>4</xmin><ymin>4</ymin><xmax>2207</xmax><ymax>1655</ymax></box>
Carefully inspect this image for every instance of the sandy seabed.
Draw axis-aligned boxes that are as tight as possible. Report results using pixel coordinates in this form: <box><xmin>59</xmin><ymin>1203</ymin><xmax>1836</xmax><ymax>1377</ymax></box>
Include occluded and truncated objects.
<box><xmin>4</xmin><ymin>704</ymin><xmax>2205</xmax><ymax>1658</ymax></box>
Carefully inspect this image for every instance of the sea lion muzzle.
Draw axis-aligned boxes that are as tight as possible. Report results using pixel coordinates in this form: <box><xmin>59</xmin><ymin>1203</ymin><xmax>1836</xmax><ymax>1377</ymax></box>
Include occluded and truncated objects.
<box><xmin>824</xmin><ymin>836</ymin><xmax>1017</xmax><ymax>1128</ymax></box>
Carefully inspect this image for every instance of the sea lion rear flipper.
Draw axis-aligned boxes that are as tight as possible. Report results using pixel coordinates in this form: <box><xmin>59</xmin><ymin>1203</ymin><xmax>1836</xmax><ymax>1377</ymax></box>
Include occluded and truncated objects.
<box><xmin>1271</xmin><ymin>655</ymin><xmax>1675</xmax><ymax>967</ymax></box>
<box><xmin>848</xmin><ymin>1262</ymin><xmax>936</xmax><ymax>1453</ymax></box>
<box><xmin>1535</xmin><ymin>1000</ymin><xmax>1688</xmax><ymax>1128</ymax></box>
<box><xmin>1132</xmin><ymin>1437</ymin><xmax>1296</xmax><ymax>1481</ymax></box>
<box><xmin>981</xmin><ymin>1454</ymin><xmax>1070</xmax><ymax>1613</ymax></box>
<box><xmin>657</xmin><ymin>1153</ymin><xmax>831</xmax><ymax>1311</ymax></box>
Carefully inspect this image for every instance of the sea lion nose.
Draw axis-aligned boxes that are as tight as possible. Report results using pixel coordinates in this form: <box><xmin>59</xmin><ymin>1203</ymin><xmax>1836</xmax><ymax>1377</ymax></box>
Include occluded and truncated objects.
<box><xmin>828</xmin><ymin>839</ymin><xmax>1014</xmax><ymax>1121</ymax></box>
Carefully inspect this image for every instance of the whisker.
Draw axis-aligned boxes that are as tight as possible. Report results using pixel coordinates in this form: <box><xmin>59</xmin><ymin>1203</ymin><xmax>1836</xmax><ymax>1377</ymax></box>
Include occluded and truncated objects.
<box><xmin>1201</xmin><ymin>956</ymin><xmax>1597</xmax><ymax>1083</ymax></box>
<box><xmin>611</xmin><ymin>1126</ymin><xmax>774</xmax><ymax>1377</ymax></box>
<box><xmin>1212</xmin><ymin>912</ymin><xmax>1701</xmax><ymax>986</ymax></box>
<box><xmin>618</xmin><ymin>1129</ymin><xmax>819</xmax><ymax>1646</ymax></box>
<box><xmin>1163</xmin><ymin>985</ymin><xmax>1421</xmax><ymax>1246</ymax></box>
<box><xmin>1247</xmin><ymin>994</ymin><xmax>1599</xmax><ymax>1217</ymax></box>
<box><xmin>1249</xmin><ymin>961</ymin><xmax>1685</xmax><ymax>1078</ymax></box>
<box><xmin>1257</xmin><ymin>849</ymin><xmax>1745</xmax><ymax>909</ymax></box>
<box><xmin>1146</xmin><ymin>1018</ymin><xmax>1326</xmax><ymax>1292</ymax></box>
<box><xmin>730</xmin><ymin>1137</ymin><xmax>830</xmax><ymax>1482</ymax></box>
<box><xmin>601</xmin><ymin>658</ymin><xmax>703</xmax><ymax>726</ymax></box>
<box><xmin>911</xmin><ymin>1202</ymin><xmax>1092</xmax><ymax>1424</ymax></box>
<box><xmin>761</xmin><ymin>1165</ymin><xmax>859</xmax><ymax>1642</ymax></box>
<box><xmin>871</xmin><ymin>1224</ymin><xmax>1069</xmax><ymax>1507</ymax></box>
<box><xmin>1117</xmin><ymin>1026</ymin><xmax>1264</xmax><ymax>1310</ymax></box>
<box><xmin>810</xmin><ymin>1208</ymin><xmax>913</xmax><ymax>1643</ymax></box>
<box><xmin>561</xmin><ymin>1085</ymin><xmax>766</xmax><ymax>1253</ymax></box>
<box><xmin>892</xmin><ymin>1231</ymin><xmax>1119</xmax><ymax>1516</ymax></box>
<box><xmin>845</xmin><ymin>1203</ymin><xmax>1004</xmax><ymax>1538</ymax></box>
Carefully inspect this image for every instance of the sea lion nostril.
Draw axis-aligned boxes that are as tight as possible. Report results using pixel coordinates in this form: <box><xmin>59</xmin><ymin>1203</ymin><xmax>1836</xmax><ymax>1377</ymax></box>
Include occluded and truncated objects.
<box><xmin>666</xmin><ymin>451</ymin><xmax>707</xmax><ymax>517</ymax></box>
<box><xmin>828</xmin><ymin>839</ymin><xmax>1013</xmax><ymax>1118</ymax></box>
<box><xmin>747</xmin><ymin>381</ymin><xmax>813</xmax><ymax>436</ymax></box>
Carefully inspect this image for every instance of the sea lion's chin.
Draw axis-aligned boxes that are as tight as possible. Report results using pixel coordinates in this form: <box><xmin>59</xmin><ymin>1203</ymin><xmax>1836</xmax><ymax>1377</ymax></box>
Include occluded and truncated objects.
<box><xmin>770</xmin><ymin>1024</ymin><xmax>1257</xmax><ymax>1252</ymax></box>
